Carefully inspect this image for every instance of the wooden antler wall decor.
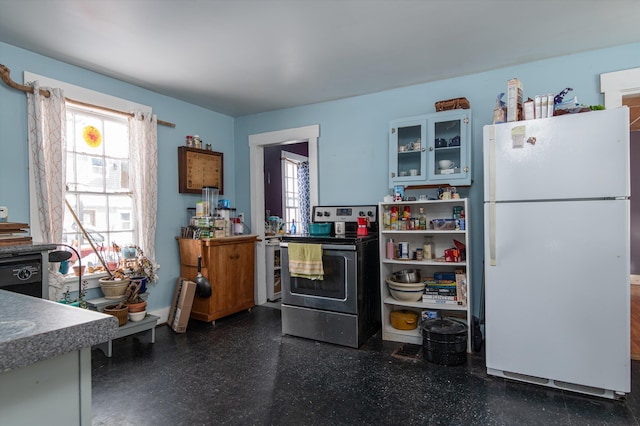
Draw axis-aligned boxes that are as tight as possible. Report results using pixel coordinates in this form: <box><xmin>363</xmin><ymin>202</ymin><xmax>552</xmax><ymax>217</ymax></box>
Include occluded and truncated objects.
<box><xmin>0</xmin><ymin>63</ymin><xmax>176</xmax><ymax>128</ymax></box>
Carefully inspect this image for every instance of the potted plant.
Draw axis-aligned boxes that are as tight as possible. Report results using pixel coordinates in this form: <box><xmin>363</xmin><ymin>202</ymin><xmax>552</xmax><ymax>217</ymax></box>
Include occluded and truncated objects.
<box><xmin>98</xmin><ymin>243</ymin><xmax>158</xmax><ymax>298</ymax></box>
<box><xmin>103</xmin><ymin>280</ymin><xmax>148</xmax><ymax>326</ymax></box>
<box><xmin>58</xmin><ymin>279</ymin><xmax>89</xmax><ymax>308</ymax></box>
<box><xmin>123</xmin><ymin>280</ymin><xmax>147</xmax><ymax>313</ymax></box>
<box><xmin>112</xmin><ymin>243</ymin><xmax>158</xmax><ymax>293</ymax></box>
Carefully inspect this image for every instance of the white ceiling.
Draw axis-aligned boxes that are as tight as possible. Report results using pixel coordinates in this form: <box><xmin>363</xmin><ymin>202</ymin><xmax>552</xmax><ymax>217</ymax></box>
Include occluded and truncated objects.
<box><xmin>0</xmin><ymin>0</ymin><xmax>639</xmax><ymax>117</ymax></box>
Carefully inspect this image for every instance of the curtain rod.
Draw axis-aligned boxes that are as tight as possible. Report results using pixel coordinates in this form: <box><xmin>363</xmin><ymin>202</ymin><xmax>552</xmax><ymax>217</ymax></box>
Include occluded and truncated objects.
<box><xmin>0</xmin><ymin>64</ymin><xmax>176</xmax><ymax>128</ymax></box>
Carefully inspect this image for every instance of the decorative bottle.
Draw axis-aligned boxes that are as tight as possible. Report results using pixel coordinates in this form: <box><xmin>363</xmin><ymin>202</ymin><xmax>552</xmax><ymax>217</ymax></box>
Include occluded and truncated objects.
<box><xmin>386</xmin><ymin>238</ymin><xmax>395</xmax><ymax>259</ymax></box>
<box><xmin>418</xmin><ymin>207</ymin><xmax>427</xmax><ymax>230</ymax></box>
<box><xmin>290</xmin><ymin>219</ymin><xmax>296</xmax><ymax>235</ymax></box>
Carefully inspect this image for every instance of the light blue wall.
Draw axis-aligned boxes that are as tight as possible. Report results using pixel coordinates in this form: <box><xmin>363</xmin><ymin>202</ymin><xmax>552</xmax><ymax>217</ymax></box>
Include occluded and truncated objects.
<box><xmin>234</xmin><ymin>42</ymin><xmax>640</xmax><ymax>317</ymax></box>
<box><xmin>2</xmin><ymin>39</ymin><xmax>639</xmax><ymax>319</ymax></box>
<box><xmin>0</xmin><ymin>42</ymin><xmax>235</xmax><ymax>311</ymax></box>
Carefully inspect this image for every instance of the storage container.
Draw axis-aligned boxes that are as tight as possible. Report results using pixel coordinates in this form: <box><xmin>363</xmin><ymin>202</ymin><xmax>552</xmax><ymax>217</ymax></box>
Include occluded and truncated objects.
<box><xmin>431</xmin><ymin>219</ymin><xmax>457</xmax><ymax>230</ymax></box>
<box><xmin>309</xmin><ymin>223</ymin><xmax>331</xmax><ymax>236</ymax></box>
<box><xmin>422</xmin><ymin>318</ymin><xmax>467</xmax><ymax>366</ymax></box>
<box><xmin>390</xmin><ymin>309</ymin><xmax>419</xmax><ymax>330</ymax></box>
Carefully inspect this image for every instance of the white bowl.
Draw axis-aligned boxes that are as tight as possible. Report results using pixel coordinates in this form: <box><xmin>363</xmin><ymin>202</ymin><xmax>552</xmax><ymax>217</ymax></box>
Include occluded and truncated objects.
<box><xmin>129</xmin><ymin>310</ymin><xmax>147</xmax><ymax>322</ymax></box>
<box><xmin>386</xmin><ymin>278</ymin><xmax>425</xmax><ymax>290</ymax></box>
<box><xmin>388</xmin><ymin>287</ymin><xmax>423</xmax><ymax>302</ymax></box>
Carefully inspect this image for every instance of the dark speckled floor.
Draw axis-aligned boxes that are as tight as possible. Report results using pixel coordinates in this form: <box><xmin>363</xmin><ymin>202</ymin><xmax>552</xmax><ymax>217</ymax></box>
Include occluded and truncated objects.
<box><xmin>91</xmin><ymin>306</ymin><xmax>640</xmax><ymax>425</ymax></box>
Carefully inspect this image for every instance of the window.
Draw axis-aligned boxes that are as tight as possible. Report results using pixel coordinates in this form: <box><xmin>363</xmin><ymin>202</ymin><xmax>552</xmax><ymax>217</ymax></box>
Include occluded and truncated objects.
<box><xmin>281</xmin><ymin>151</ymin><xmax>307</xmax><ymax>233</ymax></box>
<box><xmin>63</xmin><ymin>104</ymin><xmax>135</xmax><ymax>266</ymax></box>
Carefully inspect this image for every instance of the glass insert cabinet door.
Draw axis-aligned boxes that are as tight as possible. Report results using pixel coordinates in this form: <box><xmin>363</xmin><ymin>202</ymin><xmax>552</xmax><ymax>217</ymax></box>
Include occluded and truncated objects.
<box><xmin>428</xmin><ymin>111</ymin><xmax>471</xmax><ymax>184</ymax></box>
<box><xmin>389</xmin><ymin>118</ymin><xmax>427</xmax><ymax>186</ymax></box>
<box><xmin>388</xmin><ymin>110</ymin><xmax>471</xmax><ymax>188</ymax></box>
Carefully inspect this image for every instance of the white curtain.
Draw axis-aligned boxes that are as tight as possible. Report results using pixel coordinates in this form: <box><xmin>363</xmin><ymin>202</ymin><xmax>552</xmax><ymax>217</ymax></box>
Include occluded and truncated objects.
<box><xmin>128</xmin><ymin>110</ymin><xmax>158</xmax><ymax>262</ymax></box>
<box><xmin>26</xmin><ymin>81</ymin><xmax>66</xmax><ymax>299</ymax></box>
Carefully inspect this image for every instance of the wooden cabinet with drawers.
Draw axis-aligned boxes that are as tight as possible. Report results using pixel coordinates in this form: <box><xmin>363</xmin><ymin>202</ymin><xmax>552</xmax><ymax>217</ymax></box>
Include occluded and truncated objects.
<box><xmin>177</xmin><ymin>235</ymin><xmax>257</xmax><ymax>323</ymax></box>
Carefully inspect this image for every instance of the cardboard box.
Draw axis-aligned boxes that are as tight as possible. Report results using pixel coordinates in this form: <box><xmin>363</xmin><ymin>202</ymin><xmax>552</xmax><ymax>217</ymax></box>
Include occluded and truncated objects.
<box><xmin>507</xmin><ymin>78</ymin><xmax>523</xmax><ymax>122</ymax></box>
<box><xmin>523</xmin><ymin>99</ymin><xmax>535</xmax><ymax>120</ymax></box>
<box><xmin>168</xmin><ymin>277</ymin><xmax>196</xmax><ymax>333</ymax></box>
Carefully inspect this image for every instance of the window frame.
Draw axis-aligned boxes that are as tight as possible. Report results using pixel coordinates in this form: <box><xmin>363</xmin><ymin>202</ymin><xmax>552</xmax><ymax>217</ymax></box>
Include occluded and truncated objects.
<box><xmin>281</xmin><ymin>150</ymin><xmax>308</xmax><ymax>233</ymax></box>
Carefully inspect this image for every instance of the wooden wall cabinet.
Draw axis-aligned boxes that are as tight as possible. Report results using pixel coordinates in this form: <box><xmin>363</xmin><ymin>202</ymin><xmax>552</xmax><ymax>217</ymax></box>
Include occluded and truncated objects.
<box><xmin>177</xmin><ymin>235</ymin><xmax>257</xmax><ymax>323</ymax></box>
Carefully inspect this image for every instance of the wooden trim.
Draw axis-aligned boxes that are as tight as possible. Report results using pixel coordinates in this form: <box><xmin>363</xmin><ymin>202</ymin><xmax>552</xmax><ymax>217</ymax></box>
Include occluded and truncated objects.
<box><xmin>0</xmin><ymin>64</ymin><xmax>175</xmax><ymax>128</ymax></box>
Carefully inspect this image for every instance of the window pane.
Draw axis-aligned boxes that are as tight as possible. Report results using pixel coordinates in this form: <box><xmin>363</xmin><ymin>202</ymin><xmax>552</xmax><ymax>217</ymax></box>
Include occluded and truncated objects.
<box><xmin>108</xmin><ymin>195</ymin><xmax>133</xmax><ymax>232</ymax></box>
<box><xmin>106</xmin><ymin>158</ymin><xmax>129</xmax><ymax>192</ymax></box>
<box><xmin>104</xmin><ymin>120</ymin><xmax>128</xmax><ymax>158</ymax></box>
<box><xmin>74</xmin><ymin>153</ymin><xmax>104</xmax><ymax>192</ymax></box>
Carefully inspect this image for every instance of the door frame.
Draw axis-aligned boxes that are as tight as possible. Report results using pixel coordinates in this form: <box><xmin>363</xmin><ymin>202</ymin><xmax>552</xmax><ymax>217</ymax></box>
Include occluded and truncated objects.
<box><xmin>601</xmin><ymin>67</ymin><xmax>640</xmax><ymax>284</ymax></box>
<box><xmin>601</xmin><ymin>67</ymin><xmax>640</xmax><ymax>107</ymax></box>
<box><xmin>249</xmin><ymin>124</ymin><xmax>319</xmax><ymax>304</ymax></box>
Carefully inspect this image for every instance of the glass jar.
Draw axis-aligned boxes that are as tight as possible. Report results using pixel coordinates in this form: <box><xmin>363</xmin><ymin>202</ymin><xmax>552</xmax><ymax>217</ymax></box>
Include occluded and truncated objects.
<box><xmin>201</xmin><ymin>186</ymin><xmax>218</xmax><ymax>217</ymax></box>
<box><xmin>423</xmin><ymin>236</ymin><xmax>435</xmax><ymax>260</ymax></box>
<box><xmin>383</xmin><ymin>206</ymin><xmax>391</xmax><ymax>230</ymax></box>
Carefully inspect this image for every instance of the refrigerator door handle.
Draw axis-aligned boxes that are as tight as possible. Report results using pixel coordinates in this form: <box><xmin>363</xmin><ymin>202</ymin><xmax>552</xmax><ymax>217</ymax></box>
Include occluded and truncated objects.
<box><xmin>488</xmin><ymin>126</ymin><xmax>497</xmax><ymax>266</ymax></box>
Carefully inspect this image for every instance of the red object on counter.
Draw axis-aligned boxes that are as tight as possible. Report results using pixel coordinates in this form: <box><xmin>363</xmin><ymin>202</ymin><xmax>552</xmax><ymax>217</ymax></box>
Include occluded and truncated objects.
<box><xmin>357</xmin><ymin>216</ymin><xmax>369</xmax><ymax>236</ymax></box>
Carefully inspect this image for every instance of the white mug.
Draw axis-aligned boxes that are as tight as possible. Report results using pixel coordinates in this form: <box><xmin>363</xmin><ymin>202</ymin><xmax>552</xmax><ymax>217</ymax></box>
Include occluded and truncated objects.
<box><xmin>409</xmin><ymin>169</ymin><xmax>418</xmax><ymax>176</ymax></box>
<box><xmin>335</xmin><ymin>221</ymin><xmax>345</xmax><ymax>235</ymax></box>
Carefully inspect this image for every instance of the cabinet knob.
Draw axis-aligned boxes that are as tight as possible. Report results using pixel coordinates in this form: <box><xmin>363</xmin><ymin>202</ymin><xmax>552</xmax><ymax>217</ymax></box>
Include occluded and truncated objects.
<box><xmin>463</xmin><ymin>166</ymin><xmax>469</xmax><ymax>173</ymax></box>
<box><xmin>429</xmin><ymin>147</ymin><xmax>434</xmax><ymax>151</ymax></box>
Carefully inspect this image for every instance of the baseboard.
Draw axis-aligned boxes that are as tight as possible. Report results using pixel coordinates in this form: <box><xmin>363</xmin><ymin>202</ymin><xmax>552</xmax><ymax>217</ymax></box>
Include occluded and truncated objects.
<box><xmin>149</xmin><ymin>306</ymin><xmax>169</xmax><ymax>325</ymax></box>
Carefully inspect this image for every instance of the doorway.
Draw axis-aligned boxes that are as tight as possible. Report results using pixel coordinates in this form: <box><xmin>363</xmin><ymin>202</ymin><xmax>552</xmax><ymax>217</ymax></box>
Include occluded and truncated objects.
<box><xmin>248</xmin><ymin>125</ymin><xmax>319</xmax><ymax>304</ymax></box>
<box><xmin>264</xmin><ymin>145</ymin><xmax>309</xmax><ymax>234</ymax></box>
<box><xmin>601</xmin><ymin>67</ymin><xmax>640</xmax><ymax>358</ymax></box>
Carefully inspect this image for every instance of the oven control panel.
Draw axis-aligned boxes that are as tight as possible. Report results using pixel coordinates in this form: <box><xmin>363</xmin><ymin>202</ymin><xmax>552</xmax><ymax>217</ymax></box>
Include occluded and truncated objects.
<box><xmin>312</xmin><ymin>205</ymin><xmax>377</xmax><ymax>223</ymax></box>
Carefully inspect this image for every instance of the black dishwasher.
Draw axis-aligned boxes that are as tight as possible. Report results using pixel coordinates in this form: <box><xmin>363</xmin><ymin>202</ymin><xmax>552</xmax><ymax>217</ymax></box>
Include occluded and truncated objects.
<box><xmin>0</xmin><ymin>254</ymin><xmax>44</xmax><ymax>297</ymax></box>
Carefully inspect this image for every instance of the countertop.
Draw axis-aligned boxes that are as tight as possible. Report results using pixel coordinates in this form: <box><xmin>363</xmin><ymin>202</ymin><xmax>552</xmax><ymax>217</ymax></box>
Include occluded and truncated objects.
<box><xmin>0</xmin><ymin>290</ymin><xmax>118</xmax><ymax>372</ymax></box>
<box><xmin>0</xmin><ymin>242</ymin><xmax>57</xmax><ymax>256</ymax></box>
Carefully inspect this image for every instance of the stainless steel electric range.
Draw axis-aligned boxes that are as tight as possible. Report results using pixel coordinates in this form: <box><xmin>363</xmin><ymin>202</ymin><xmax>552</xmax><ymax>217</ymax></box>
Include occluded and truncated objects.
<box><xmin>280</xmin><ymin>205</ymin><xmax>380</xmax><ymax>348</ymax></box>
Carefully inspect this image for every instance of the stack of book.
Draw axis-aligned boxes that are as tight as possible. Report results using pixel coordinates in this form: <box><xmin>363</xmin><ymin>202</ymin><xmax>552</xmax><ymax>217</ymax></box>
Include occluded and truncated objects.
<box><xmin>0</xmin><ymin>222</ymin><xmax>32</xmax><ymax>246</ymax></box>
<box><xmin>422</xmin><ymin>272</ymin><xmax>467</xmax><ymax>306</ymax></box>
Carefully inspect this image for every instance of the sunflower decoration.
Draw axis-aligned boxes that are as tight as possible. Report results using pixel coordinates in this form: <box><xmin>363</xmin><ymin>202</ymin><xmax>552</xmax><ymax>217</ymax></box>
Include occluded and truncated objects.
<box><xmin>83</xmin><ymin>125</ymin><xmax>102</xmax><ymax>148</ymax></box>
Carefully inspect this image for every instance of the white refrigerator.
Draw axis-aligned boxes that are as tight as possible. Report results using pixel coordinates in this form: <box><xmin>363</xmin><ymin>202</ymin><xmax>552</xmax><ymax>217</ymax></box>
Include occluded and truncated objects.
<box><xmin>483</xmin><ymin>107</ymin><xmax>630</xmax><ymax>399</ymax></box>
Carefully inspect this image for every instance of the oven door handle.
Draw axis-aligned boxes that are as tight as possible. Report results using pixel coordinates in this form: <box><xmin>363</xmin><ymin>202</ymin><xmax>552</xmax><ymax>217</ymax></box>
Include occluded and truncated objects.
<box><xmin>279</xmin><ymin>242</ymin><xmax>357</xmax><ymax>251</ymax></box>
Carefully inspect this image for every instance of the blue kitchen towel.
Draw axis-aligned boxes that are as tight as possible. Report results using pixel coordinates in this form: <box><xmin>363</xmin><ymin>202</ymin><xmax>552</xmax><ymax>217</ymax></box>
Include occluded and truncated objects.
<box><xmin>288</xmin><ymin>243</ymin><xmax>324</xmax><ymax>280</ymax></box>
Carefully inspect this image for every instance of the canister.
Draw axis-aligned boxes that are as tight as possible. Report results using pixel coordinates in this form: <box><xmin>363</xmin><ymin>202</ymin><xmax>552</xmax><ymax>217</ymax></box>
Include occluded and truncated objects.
<box><xmin>202</xmin><ymin>186</ymin><xmax>218</xmax><ymax>216</ymax></box>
